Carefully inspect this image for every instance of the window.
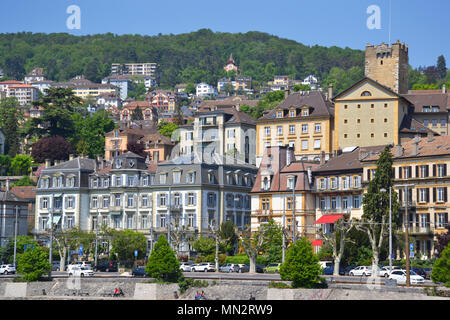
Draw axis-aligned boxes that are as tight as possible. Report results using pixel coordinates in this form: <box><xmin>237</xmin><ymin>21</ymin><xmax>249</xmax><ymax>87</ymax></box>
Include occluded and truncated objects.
<box><xmin>436</xmin><ymin>213</ymin><xmax>447</xmax><ymax>228</ymax></box>
<box><xmin>262</xmin><ymin>198</ymin><xmax>270</xmax><ymax>212</ymax></box>
<box><xmin>287</xmin><ymin>177</ymin><xmax>295</xmax><ymax>190</ymax></box>
<box><xmin>187</xmin><ymin>214</ymin><xmax>195</xmax><ymax>227</ymax></box>
<box><xmin>187</xmin><ymin>172</ymin><xmax>196</xmax><ymax>183</ymax></box>
<box><xmin>276</xmin><ymin>111</ymin><xmax>283</xmax><ymax>118</ymax></box>
<box><xmin>127</xmin><ymin>175</ymin><xmax>135</xmax><ymax>186</ymax></box>
<box><xmin>354</xmin><ymin>176</ymin><xmax>361</xmax><ymax>187</ymax></box>
<box><xmin>314</xmin><ymin>123</ymin><xmax>321</xmax><ymax>133</ymax></box>
<box><xmin>357</xmin><ymin>119</ymin><xmax>361</xmax><ymax>124</ymax></box>
<box><xmin>264</xmin><ymin>127</ymin><xmax>271</xmax><ymax>137</ymax></box>
<box><xmin>207</xmin><ymin>193</ymin><xmax>216</xmax><ymax>207</ymax></box>
<box><xmin>187</xmin><ymin>193</ymin><xmax>195</xmax><ymax>205</ymax></box>
<box><xmin>331</xmin><ymin>197</ymin><xmax>337</xmax><ymax>209</ymax></box>
<box><xmin>103</xmin><ymin>196</ymin><xmax>110</xmax><ymax>208</ymax></box>
<box><xmin>143</xmin><ymin>175</ymin><xmax>149</xmax><ymax>186</ymax></box>
<box><xmin>302</xmin><ymin>109</ymin><xmax>308</xmax><ymax>116</ymax></box>
<box><xmin>127</xmin><ymin>216</ymin><xmax>133</xmax><ymax>229</ymax></box>
<box><xmin>353</xmin><ymin>195</ymin><xmax>361</xmax><ymax>208</ymax></box>
<box><xmin>432</xmin><ymin>106</ymin><xmax>439</xmax><ymax>112</ymax></box>
<box><xmin>384</xmin><ymin>118</ymin><xmax>388</xmax><ymax>123</ymax></box>
<box><xmin>344</xmin><ymin>105</ymin><xmax>348</xmax><ymax>109</ymax></box>
<box><xmin>432</xmin><ymin>120</ymin><xmax>438</xmax><ymax>127</ymax></box>
<box><xmin>42</xmin><ymin>197</ymin><xmax>48</xmax><ymax>209</ymax></box>
<box><xmin>115</xmin><ymin>194</ymin><xmax>121</xmax><ymax>207</ymax></box>
<box><xmin>319</xmin><ymin>198</ymin><xmax>326</xmax><ymax>210</ymax></box>
<box><xmin>342</xmin><ymin>197</ymin><xmax>348</xmax><ymax>209</ymax></box>
<box><xmin>331</xmin><ymin>177</ymin><xmax>337</xmax><ymax>189</ymax></box>
<box><xmin>313</xmin><ymin>139</ymin><xmax>321</xmax><ymax>149</ymax></box>
<box><xmin>424</xmin><ymin>120</ymin><xmax>429</xmax><ymax>127</ymax></box>
<box><xmin>288</xmin><ymin>141</ymin><xmax>295</xmax><ymax>150</ymax></box>
<box><xmin>384</xmin><ymin>103</ymin><xmax>388</xmax><ymax>108</ymax></box>
<box><xmin>289</xmin><ymin>109</ymin><xmax>296</xmax><ymax>117</ymax></box>
<box><xmin>104</xmin><ymin>178</ymin><xmax>110</xmax><ymax>188</ymax></box>
<box><xmin>344</xmin><ymin>119</ymin><xmax>348</xmax><ymax>124</ymax></box>
<box><xmin>319</xmin><ymin>179</ymin><xmax>326</xmax><ymax>190</ymax></box>
<box><xmin>228</xmin><ymin>129</ymin><xmax>235</xmax><ymax>138</ymax></box>
<box><xmin>357</xmin><ymin>133</ymin><xmax>361</xmax><ymax>138</ymax></box>
<box><xmin>384</xmin><ymin>133</ymin><xmax>388</xmax><ymax>138</ymax></box>
<box><xmin>160</xmin><ymin>173</ymin><xmax>167</xmax><ymax>184</ymax></box>
<box><xmin>67</xmin><ymin>216</ymin><xmax>74</xmax><ymax>229</ymax></box>
<box><xmin>419</xmin><ymin>188</ymin><xmax>429</xmax><ymax>202</ymax></box>
<box><xmin>370</xmin><ymin>104</ymin><xmax>374</xmax><ymax>109</ymax></box>
<box><xmin>289</xmin><ymin>125</ymin><xmax>295</xmax><ymax>135</ymax></box>
<box><xmin>173</xmin><ymin>171</ymin><xmax>181</xmax><ymax>184</ymax></box>
<box><xmin>141</xmin><ymin>216</ymin><xmax>148</xmax><ymax>229</ymax></box>
<box><xmin>302</xmin><ymin>124</ymin><xmax>308</xmax><ymax>134</ymax></box>
<box><xmin>437</xmin><ymin>164</ymin><xmax>446</xmax><ymax>177</ymax></box>
<box><xmin>441</xmin><ymin>119</ymin><xmax>446</xmax><ymax>127</ymax></box>
<box><xmin>361</xmin><ymin>91</ymin><xmax>372</xmax><ymax>96</ymax></box>
<box><xmin>357</xmin><ymin>104</ymin><xmax>361</xmax><ymax>109</ymax></box>
<box><xmin>92</xmin><ymin>197</ymin><xmax>98</xmax><ymax>208</ymax></box>
<box><xmin>286</xmin><ymin>197</ymin><xmax>293</xmax><ymax>210</ymax></box>
<box><xmin>302</xmin><ymin>140</ymin><xmax>308</xmax><ymax>150</ymax></box>
<box><xmin>342</xmin><ymin>177</ymin><xmax>349</xmax><ymax>189</ymax></box>
<box><xmin>370</xmin><ymin>119</ymin><xmax>374</xmax><ymax>123</ymax></box>
<box><xmin>437</xmin><ymin>188</ymin><xmax>445</xmax><ymax>202</ymax></box>
<box><xmin>115</xmin><ymin>176</ymin><xmax>122</xmax><ymax>187</ymax></box>
<box><xmin>420</xmin><ymin>165</ymin><xmax>429</xmax><ymax>178</ymax></box>
<box><xmin>344</xmin><ymin>134</ymin><xmax>348</xmax><ymax>138</ymax></box>
<box><xmin>66</xmin><ymin>177</ymin><xmax>75</xmax><ymax>187</ymax></box>
<box><xmin>142</xmin><ymin>195</ymin><xmax>148</xmax><ymax>207</ymax></box>
<box><xmin>277</xmin><ymin>126</ymin><xmax>283</xmax><ymax>136</ymax></box>
<box><xmin>371</xmin><ymin>133</ymin><xmax>374</xmax><ymax>138</ymax></box>
<box><xmin>127</xmin><ymin>195</ymin><xmax>134</xmax><ymax>207</ymax></box>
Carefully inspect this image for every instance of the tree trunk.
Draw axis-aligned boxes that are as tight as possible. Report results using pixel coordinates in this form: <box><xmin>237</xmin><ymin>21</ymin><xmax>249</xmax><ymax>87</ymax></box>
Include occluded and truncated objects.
<box><xmin>249</xmin><ymin>253</ymin><xmax>257</xmax><ymax>273</ymax></box>
<box><xmin>371</xmin><ymin>249</ymin><xmax>379</xmax><ymax>277</ymax></box>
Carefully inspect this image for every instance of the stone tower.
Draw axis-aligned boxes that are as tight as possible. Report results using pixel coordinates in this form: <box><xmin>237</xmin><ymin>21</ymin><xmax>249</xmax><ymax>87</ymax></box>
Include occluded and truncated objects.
<box><xmin>365</xmin><ymin>41</ymin><xmax>409</xmax><ymax>94</ymax></box>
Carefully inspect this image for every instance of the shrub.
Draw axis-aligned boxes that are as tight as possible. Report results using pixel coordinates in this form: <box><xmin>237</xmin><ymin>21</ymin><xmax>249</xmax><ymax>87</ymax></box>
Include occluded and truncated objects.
<box><xmin>279</xmin><ymin>237</ymin><xmax>324</xmax><ymax>288</ymax></box>
<box><xmin>146</xmin><ymin>235</ymin><xmax>181</xmax><ymax>283</ymax></box>
<box><xmin>268</xmin><ymin>281</ymin><xmax>291</xmax><ymax>289</ymax></box>
<box><xmin>431</xmin><ymin>244</ymin><xmax>450</xmax><ymax>287</ymax></box>
<box><xmin>16</xmin><ymin>246</ymin><xmax>51</xmax><ymax>282</ymax></box>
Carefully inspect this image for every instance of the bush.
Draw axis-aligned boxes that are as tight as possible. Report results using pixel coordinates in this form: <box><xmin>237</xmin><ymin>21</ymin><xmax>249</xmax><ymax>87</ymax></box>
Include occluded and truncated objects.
<box><xmin>431</xmin><ymin>244</ymin><xmax>450</xmax><ymax>287</ymax></box>
<box><xmin>279</xmin><ymin>237</ymin><xmax>324</xmax><ymax>288</ymax></box>
<box><xmin>224</xmin><ymin>253</ymin><xmax>249</xmax><ymax>264</ymax></box>
<box><xmin>146</xmin><ymin>235</ymin><xmax>181</xmax><ymax>283</ymax></box>
<box><xmin>16</xmin><ymin>246</ymin><xmax>51</xmax><ymax>282</ymax></box>
<box><xmin>268</xmin><ymin>281</ymin><xmax>291</xmax><ymax>289</ymax></box>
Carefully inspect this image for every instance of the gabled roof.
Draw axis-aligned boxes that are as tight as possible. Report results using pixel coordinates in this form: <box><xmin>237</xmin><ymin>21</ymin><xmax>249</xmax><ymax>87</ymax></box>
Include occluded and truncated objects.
<box><xmin>332</xmin><ymin>77</ymin><xmax>410</xmax><ymax>103</ymax></box>
<box><xmin>42</xmin><ymin>157</ymin><xmax>96</xmax><ymax>171</ymax></box>
<box><xmin>399</xmin><ymin>117</ymin><xmax>440</xmax><ymax>135</ymax></box>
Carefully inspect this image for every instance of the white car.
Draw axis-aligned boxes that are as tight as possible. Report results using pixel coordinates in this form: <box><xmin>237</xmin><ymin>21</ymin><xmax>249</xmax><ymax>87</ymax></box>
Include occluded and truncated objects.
<box><xmin>68</xmin><ymin>266</ymin><xmax>95</xmax><ymax>277</ymax></box>
<box><xmin>180</xmin><ymin>262</ymin><xmax>193</xmax><ymax>272</ymax></box>
<box><xmin>0</xmin><ymin>264</ymin><xmax>16</xmax><ymax>275</ymax></box>
<box><xmin>378</xmin><ymin>266</ymin><xmax>402</xmax><ymax>277</ymax></box>
<box><xmin>192</xmin><ymin>262</ymin><xmax>215</xmax><ymax>272</ymax></box>
<box><xmin>348</xmin><ymin>266</ymin><xmax>372</xmax><ymax>276</ymax></box>
<box><xmin>388</xmin><ymin>270</ymin><xmax>425</xmax><ymax>285</ymax></box>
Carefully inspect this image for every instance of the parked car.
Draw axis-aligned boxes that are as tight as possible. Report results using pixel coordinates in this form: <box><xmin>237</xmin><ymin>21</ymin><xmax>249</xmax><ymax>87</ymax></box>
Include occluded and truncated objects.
<box><xmin>319</xmin><ymin>261</ymin><xmax>333</xmax><ymax>269</ymax></box>
<box><xmin>263</xmin><ymin>263</ymin><xmax>281</xmax><ymax>273</ymax></box>
<box><xmin>52</xmin><ymin>262</ymin><xmax>60</xmax><ymax>271</ymax></box>
<box><xmin>422</xmin><ymin>267</ymin><xmax>432</xmax><ymax>280</ymax></box>
<box><xmin>180</xmin><ymin>262</ymin><xmax>193</xmax><ymax>272</ymax></box>
<box><xmin>388</xmin><ymin>270</ymin><xmax>425</xmax><ymax>285</ymax></box>
<box><xmin>322</xmin><ymin>266</ymin><xmax>345</xmax><ymax>276</ymax></box>
<box><xmin>94</xmin><ymin>261</ymin><xmax>118</xmax><ymax>272</ymax></box>
<box><xmin>0</xmin><ymin>264</ymin><xmax>16</xmax><ymax>275</ymax></box>
<box><xmin>348</xmin><ymin>266</ymin><xmax>372</xmax><ymax>276</ymax></box>
<box><xmin>132</xmin><ymin>266</ymin><xmax>146</xmax><ymax>277</ymax></box>
<box><xmin>255</xmin><ymin>264</ymin><xmax>265</xmax><ymax>273</ymax></box>
<box><xmin>192</xmin><ymin>262</ymin><xmax>215</xmax><ymax>272</ymax></box>
<box><xmin>237</xmin><ymin>264</ymin><xmax>249</xmax><ymax>273</ymax></box>
<box><xmin>219</xmin><ymin>263</ymin><xmax>239</xmax><ymax>273</ymax></box>
<box><xmin>412</xmin><ymin>267</ymin><xmax>427</xmax><ymax>278</ymax></box>
<box><xmin>378</xmin><ymin>266</ymin><xmax>402</xmax><ymax>277</ymax></box>
<box><xmin>344</xmin><ymin>265</ymin><xmax>357</xmax><ymax>276</ymax></box>
<box><xmin>74</xmin><ymin>261</ymin><xmax>92</xmax><ymax>269</ymax></box>
<box><xmin>68</xmin><ymin>266</ymin><xmax>94</xmax><ymax>277</ymax></box>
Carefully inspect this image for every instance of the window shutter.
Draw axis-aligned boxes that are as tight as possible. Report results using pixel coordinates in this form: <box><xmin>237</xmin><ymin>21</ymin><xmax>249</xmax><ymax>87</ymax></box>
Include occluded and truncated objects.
<box><xmin>445</xmin><ymin>164</ymin><xmax>448</xmax><ymax>176</ymax></box>
<box><xmin>416</xmin><ymin>166</ymin><xmax>419</xmax><ymax>178</ymax></box>
<box><xmin>433</xmin><ymin>188</ymin><xmax>437</xmax><ymax>203</ymax></box>
<box><xmin>367</xmin><ymin>170</ymin><xmax>371</xmax><ymax>181</ymax></box>
<box><xmin>157</xmin><ymin>194</ymin><xmax>161</xmax><ymax>206</ymax></box>
<box><xmin>399</xmin><ymin>189</ymin><xmax>403</xmax><ymax>203</ymax></box>
<box><xmin>64</xmin><ymin>216</ymin><xmax>68</xmax><ymax>229</ymax></box>
<box><xmin>399</xmin><ymin>167</ymin><xmax>402</xmax><ymax>179</ymax></box>
<box><xmin>444</xmin><ymin>187</ymin><xmax>448</xmax><ymax>203</ymax></box>
<box><xmin>40</xmin><ymin>198</ymin><xmax>43</xmax><ymax>209</ymax></box>
<box><xmin>425</xmin><ymin>166</ymin><xmax>429</xmax><ymax>177</ymax></box>
<box><xmin>426</xmin><ymin>188</ymin><xmax>429</xmax><ymax>203</ymax></box>
<box><xmin>416</xmin><ymin>189</ymin><xmax>419</xmax><ymax>202</ymax></box>
<box><xmin>433</xmin><ymin>165</ymin><xmax>437</xmax><ymax>177</ymax></box>
<box><xmin>38</xmin><ymin>217</ymin><xmax>42</xmax><ymax>230</ymax></box>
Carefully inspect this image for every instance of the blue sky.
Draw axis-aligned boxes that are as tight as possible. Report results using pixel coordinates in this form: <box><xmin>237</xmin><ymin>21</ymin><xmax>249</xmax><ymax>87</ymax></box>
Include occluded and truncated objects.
<box><xmin>0</xmin><ymin>0</ymin><xmax>448</xmax><ymax>68</ymax></box>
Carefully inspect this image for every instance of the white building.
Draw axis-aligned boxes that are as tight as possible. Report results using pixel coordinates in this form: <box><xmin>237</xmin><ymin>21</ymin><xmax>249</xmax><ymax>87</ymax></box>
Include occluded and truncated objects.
<box><xmin>196</xmin><ymin>83</ymin><xmax>217</xmax><ymax>97</ymax></box>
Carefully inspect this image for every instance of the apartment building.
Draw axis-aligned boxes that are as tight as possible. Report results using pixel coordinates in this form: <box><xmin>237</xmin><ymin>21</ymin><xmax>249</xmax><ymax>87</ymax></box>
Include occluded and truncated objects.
<box><xmin>111</xmin><ymin>63</ymin><xmax>159</xmax><ymax>79</ymax></box>
<box><xmin>146</xmin><ymin>90</ymin><xmax>177</xmax><ymax>114</ymax></box>
<box><xmin>178</xmin><ymin>106</ymin><xmax>256</xmax><ymax>165</ymax></box>
<box><xmin>104</xmin><ymin>127</ymin><xmax>157</xmax><ymax>161</ymax></box>
<box><xmin>196</xmin><ymin>83</ymin><xmax>217</xmax><ymax>97</ymax></box>
<box><xmin>24</xmin><ymin>68</ymin><xmax>45</xmax><ymax>84</ymax></box>
<box><xmin>250</xmin><ymin>146</ymin><xmax>318</xmax><ymax>242</ymax></box>
<box><xmin>361</xmin><ymin>134</ymin><xmax>449</xmax><ymax>259</ymax></box>
<box><xmin>6</xmin><ymin>84</ymin><xmax>39</xmax><ymax>105</ymax></box>
<box><xmin>0</xmin><ymin>189</ymin><xmax>30</xmax><ymax>247</ymax></box>
<box><xmin>256</xmin><ymin>90</ymin><xmax>334</xmax><ymax>166</ymax></box>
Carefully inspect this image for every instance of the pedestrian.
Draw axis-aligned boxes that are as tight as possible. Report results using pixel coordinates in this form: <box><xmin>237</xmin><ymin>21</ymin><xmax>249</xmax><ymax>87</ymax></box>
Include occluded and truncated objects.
<box><xmin>113</xmin><ymin>287</ymin><xmax>119</xmax><ymax>297</ymax></box>
<box><xmin>195</xmin><ymin>291</ymin><xmax>201</xmax><ymax>300</ymax></box>
<box><xmin>201</xmin><ymin>291</ymin><xmax>206</xmax><ymax>300</ymax></box>
<box><xmin>249</xmin><ymin>293</ymin><xmax>256</xmax><ymax>300</ymax></box>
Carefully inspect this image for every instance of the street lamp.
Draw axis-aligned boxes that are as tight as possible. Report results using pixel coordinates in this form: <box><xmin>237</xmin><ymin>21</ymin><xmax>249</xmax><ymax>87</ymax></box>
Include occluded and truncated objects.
<box><xmin>48</xmin><ymin>206</ymin><xmax>54</xmax><ymax>279</ymax></box>
<box><xmin>13</xmin><ymin>205</ymin><xmax>19</xmax><ymax>268</ymax></box>
<box><xmin>380</xmin><ymin>187</ymin><xmax>392</xmax><ymax>272</ymax></box>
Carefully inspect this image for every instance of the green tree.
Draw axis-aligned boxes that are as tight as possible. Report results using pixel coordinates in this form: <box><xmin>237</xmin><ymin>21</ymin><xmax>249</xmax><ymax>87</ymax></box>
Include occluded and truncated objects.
<box><xmin>9</xmin><ymin>154</ymin><xmax>33</xmax><ymax>176</ymax></box>
<box><xmin>110</xmin><ymin>230</ymin><xmax>147</xmax><ymax>261</ymax></box>
<box><xmin>261</xmin><ymin>219</ymin><xmax>283</xmax><ymax>263</ymax></box>
<box><xmin>222</xmin><ymin>83</ymin><xmax>235</xmax><ymax>96</ymax></box>
<box><xmin>431</xmin><ymin>243</ymin><xmax>449</xmax><ymax>287</ymax></box>
<box><xmin>219</xmin><ymin>221</ymin><xmax>239</xmax><ymax>255</ymax></box>
<box><xmin>0</xmin><ymin>97</ymin><xmax>22</xmax><ymax>157</ymax></box>
<box><xmin>279</xmin><ymin>237</ymin><xmax>324</xmax><ymax>288</ymax></box>
<box><xmin>356</xmin><ymin>146</ymin><xmax>400</xmax><ymax>274</ymax></box>
<box><xmin>131</xmin><ymin>106</ymin><xmax>144</xmax><ymax>121</ymax></box>
<box><xmin>157</xmin><ymin>120</ymin><xmax>179</xmax><ymax>138</ymax></box>
<box><xmin>12</xmin><ymin>176</ymin><xmax>35</xmax><ymax>187</ymax></box>
<box><xmin>292</xmin><ymin>84</ymin><xmax>311</xmax><ymax>92</ymax></box>
<box><xmin>0</xmin><ymin>236</ymin><xmax>38</xmax><ymax>264</ymax></box>
<box><xmin>437</xmin><ymin>55</ymin><xmax>447</xmax><ymax>79</ymax></box>
<box><xmin>191</xmin><ymin>236</ymin><xmax>216</xmax><ymax>258</ymax></box>
<box><xmin>146</xmin><ymin>235</ymin><xmax>181</xmax><ymax>282</ymax></box>
<box><xmin>0</xmin><ymin>155</ymin><xmax>11</xmax><ymax>176</ymax></box>
<box><xmin>17</xmin><ymin>245</ymin><xmax>51</xmax><ymax>282</ymax></box>
<box><xmin>185</xmin><ymin>83</ymin><xmax>196</xmax><ymax>95</ymax></box>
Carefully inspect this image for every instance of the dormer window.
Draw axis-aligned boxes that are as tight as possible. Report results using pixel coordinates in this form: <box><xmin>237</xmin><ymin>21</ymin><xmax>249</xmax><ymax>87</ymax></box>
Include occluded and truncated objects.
<box><xmin>276</xmin><ymin>110</ymin><xmax>283</xmax><ymax>118</ymax></box>
<box><xmin>287</xmin><ymin>176</ymin><xmax>295</xmax><ymax>190</ymax></box>
<box><xmin>302</xmin><ymin>109</ymin><xmax>308</xmax><ymax>117</ymax></box>
<box><xmin>361</xmin><ymin>91</ymin><xmax>372</xmax><ymax>96</ymax></box>
<box><xmin>115</xmin><ymin>159</ymin><xmax>122</xmax><ymax>168</ymax></box>
<box><xmin>262</xmin><ymin>176</ymin><xmax>270</xmax><ymax>191</ymax></box>
<box><xmin>289</xmin><ymin>109</ymin><xmax>296</xmax><ymax>117</ymax></box>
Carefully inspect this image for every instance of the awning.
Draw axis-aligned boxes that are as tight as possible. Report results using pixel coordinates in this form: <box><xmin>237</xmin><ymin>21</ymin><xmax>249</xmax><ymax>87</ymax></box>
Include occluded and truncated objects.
<box><xmin>315</xmin><ymin>214</ymin><xmax>343</xmax><ymax>224</ymax></box>
<box><xmin>47</xmin><ymin>215</ymin><xmax>61</xmax><ymax>227</ymax></box>
<box><xmin>109</xmin><ymin>211</ymin><xmax>122</xmax><ymax>215</ymax></box>
<box><xmin>311</xmin><ymin>240</ymin><xmax>323</xmax><ymax>246</ymax></box>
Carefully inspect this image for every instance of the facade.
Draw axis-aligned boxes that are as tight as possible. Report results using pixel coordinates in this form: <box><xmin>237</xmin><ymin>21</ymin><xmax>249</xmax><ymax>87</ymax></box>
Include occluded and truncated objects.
<box><xmin>111</xmin><ymin>63</ymin><xmax>159</xmax><ymax>79</ymax></box>
<box><xmin>146</xmin><ymin>90</ymin><xmax>177</xmax><ymax>114</ymax></box>
<box><xmin>302</xmin><ymin>75</ymin><xmax>319</xmax><ymax>90</ymax></box>
<box><xmin>96</xmin><ymin>92</ymin><xmax>122</xmax><ymax>109</ymax></box>
<box><xmin>250</xmin><ymin>146</ymin><xmax>318</xmax><ymax>242</ymax></box>
<box><xmin>256</xmin><ymin>90</ymin><xmax>334</xmax><ymax>166</ymax></box>
<box><xmin>223</xmin><ymin>54</ymin><xmax>238</xmax><ymax>73</ymax></box>
<box><xmin>5</xmin><ymin>84</ymin><xmax>38</xmax><ymax>105</ymax></box>
<box><xmin>196</xmin><ymin>83</ymin><xmax>217</xmax><ymax>97</ymax></box>
<box><xmin>0</xmin><ymin>190</ymin><xmax>30</xmax><ymax>247</ymax></box>
<box><xmin>140</xmin><ymin>133</ymin><xmax>176</xmax><ymax>163</ymax></box>
<box><xmin>361</xmin><ymin>135</ymin><xmax>449</xmax><ymax>259</ymax></box>
<box><xmin>30</xmin><ymin>80</ymin><xmax>55</xmax><ymax>95</ymax></box>
<box><xmin>24</xmin><ymin>68</ymin><xmax>45</xmax><ymax>84</ymax></box>
<box><xmin>9</xmin><ymin>186</ymin><xmax>36</xmax><ymax>234</ymax></box>
<box><xmin>178</xmin><ymin>106</ymin><xmax>257</xmax><ymax>165</ymax></box>
<box><xmin>34</xmin><ymin>157</ymin><xmax>96</xmax><ymax>239</ymax></box>
<box><xmin>120</xmin><ymin>101</ymin><xmax>158</xmax><ymax>123</ymax></box>
<box><xmin>104</xmin><ymin>127</ymin><xmax>157</xmax><ymax>161</ymax></box>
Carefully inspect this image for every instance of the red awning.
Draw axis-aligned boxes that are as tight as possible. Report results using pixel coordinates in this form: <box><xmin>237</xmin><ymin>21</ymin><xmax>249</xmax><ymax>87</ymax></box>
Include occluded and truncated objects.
<box><xmin>311</xmin><ymin>240</ymin><xmax>323</xmax><ymax>246</ymax></box>
<box><xmin>315</xmin><ymin>214</ymin><xmax>343</xmax><ymax>224</ymax></box>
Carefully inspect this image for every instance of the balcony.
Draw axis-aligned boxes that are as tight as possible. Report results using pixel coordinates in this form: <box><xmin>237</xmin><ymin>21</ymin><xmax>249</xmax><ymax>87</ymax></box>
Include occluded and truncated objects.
<box><xmin>402</xmin><ymin>225</ymin><xmax>433</xmax><ymax>235</ymax></box>
<box><xmin>169</xmin><ymin>204</ymin><xmax>183</xmax><ymax>212</ymax></box>
<box><xmin>399</xmin><ymin>201</ymin><xmax>417</xmax><ymax>208</ymax></box>
<box><xmin>252</xmin><ymin>210</ymin><xmax>273</xmax><ymax>217</ymax></box>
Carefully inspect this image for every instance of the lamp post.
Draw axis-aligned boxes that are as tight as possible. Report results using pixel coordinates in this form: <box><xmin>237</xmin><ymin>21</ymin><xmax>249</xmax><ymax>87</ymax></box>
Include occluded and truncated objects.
<box><xmin>48</xmin><ymin>206</ymin><xmax>54</xmax><ymax>279</ymax></box>
<box><xmin>291</xmin><ymin>176</ymin><xmax>297</xmax><ymax>243</ymax></box>
<box><xmin>380</xmin><ymin>187</ymin><xmax>392</xmax><ymax>272</ymax></box>
<box><xmin>95</xmin><ymin>209</ymin><xmax>99</xmax><ymax>268</ymax></box>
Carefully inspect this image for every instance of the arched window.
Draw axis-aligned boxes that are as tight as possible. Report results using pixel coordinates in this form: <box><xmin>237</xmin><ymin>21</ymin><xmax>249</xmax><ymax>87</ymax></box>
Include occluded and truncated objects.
<box><xmin>361</xmin><ymin>91</ymin><xmax>372</xmax><ymax>97</ymax></box>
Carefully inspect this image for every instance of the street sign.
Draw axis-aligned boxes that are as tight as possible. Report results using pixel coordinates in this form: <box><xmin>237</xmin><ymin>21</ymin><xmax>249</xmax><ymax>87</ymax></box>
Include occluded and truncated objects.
<box><xmin>410</xmin><ymin>251</ymin><xmax>414</xmax><ymax>258</ymax></box>
<box><xmin>410</xmin><ymin>243</ymin><xmax>413</xmax><ymax>251</ymax></box>
<box><xmin>134</xmin><ymin>250</ymin><xmax>138</xmax><ymax>257</ymax></box>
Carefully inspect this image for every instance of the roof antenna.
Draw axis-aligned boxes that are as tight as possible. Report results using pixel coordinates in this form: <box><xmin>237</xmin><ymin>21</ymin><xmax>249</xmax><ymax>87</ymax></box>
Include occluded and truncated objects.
<box><xmin>388</xmin><ymin>0</ymin><xmax>392</xmax><ymax>45</ymax></box>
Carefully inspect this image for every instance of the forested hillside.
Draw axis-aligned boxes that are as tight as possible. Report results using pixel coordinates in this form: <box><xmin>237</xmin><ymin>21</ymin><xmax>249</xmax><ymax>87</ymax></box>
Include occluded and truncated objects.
<box><xmin>0</xmin><ymin>29</ymin><xmax>365</xmax><ymax>92</ymax></box>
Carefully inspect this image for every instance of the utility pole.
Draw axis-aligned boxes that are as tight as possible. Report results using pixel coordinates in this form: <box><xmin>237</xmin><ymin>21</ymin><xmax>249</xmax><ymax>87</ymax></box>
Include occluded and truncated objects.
<box><xmin>168</xmin><ymin>187</ymin><xmax>171</xmax><ymax>247</ymax></box>
<box><xmin>95</xmin><ymin>210</ymin><xmax>99</xmax><ymax>268</ymax></box>
<box><xmin>396</xmin><ymin>183</ymin><xmax>414</xmax><ymax>287</ymax></box>
<box><xmin>13</xmin><ymin>205</ymin><xmax>19</xmax><ymax>267</ymax></box>
<box><xmin>389</xmin><ymin>187</ymin><xmax>392</xmax><ymax>272</ymax></box>
<box><xmin>48</xmin><ymin>206</ymin><xmax>54</xmax><ymax>279</ymax></box>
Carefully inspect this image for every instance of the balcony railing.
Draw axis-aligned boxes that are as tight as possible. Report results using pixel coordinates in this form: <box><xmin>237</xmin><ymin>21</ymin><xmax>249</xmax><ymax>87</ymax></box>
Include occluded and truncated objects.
<box><xmin>169</xmin><ymin>204</ymin><xmax>183</xmax><ymax>211</ymax></box>
<box><xmin>399</xmin><ymin>201</ymin><xmax>417</xmax><ymax>208</ymax></box>
<box><xmin>252</xmin><ymin>210</ymin><xmax>273</xmax><ymax>217</ymax></box>
<box><xmin>402</xmin><ymin>225</ymin><xmax>433</xmax><ymax>234</ymax></box>
<box><xmin>319</xmin><ymin>208</ymin><xmax>352</xmax><ymax>215</ymax></box>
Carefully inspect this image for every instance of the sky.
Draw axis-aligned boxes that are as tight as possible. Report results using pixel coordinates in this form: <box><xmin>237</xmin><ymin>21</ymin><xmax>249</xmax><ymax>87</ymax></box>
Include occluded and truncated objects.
<box><xmin>0</xmin><ymin>0</ymin><xmax>448</xmax><ymax>68</ymax></box>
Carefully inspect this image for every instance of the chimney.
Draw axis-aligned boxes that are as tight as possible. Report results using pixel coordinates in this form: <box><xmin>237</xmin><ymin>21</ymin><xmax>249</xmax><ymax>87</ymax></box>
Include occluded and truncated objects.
<box><xmin>427</xmin><ymin>131</ymin><xmax>434</xmax><ymax>142</ymax></box>
<box><xmin>5</xmin><ymin>179</ymin><xmax>10</xmax><ymax>192</ymax></box>
<box><xmin>45</xmin><ymin>159</ymin><xmax>51</xmax><ymax>168</ymax></box>
<box><xmin>284</xmin><ymin>88</ymin><xmax>290</xmax><ymax>99</ymax></box>
<box><xmin>411</xmin><ymin>136</ymin><xmax>420</xmax><ymax>156</ymax></box>
<box><xmin>394</xmin><ymin>144</ymin><xmax>403</xmax><ymax>157</ymax></box>
<box><xmin>328</xmin><ymin>84</ymin><xmax>334</xmax><ymax>100</ymax></box>
<box><xmin>69</xmin><ymin>154</ymin><xmax>74</xmax><ymax>161</ymax></box>
<box><xmin>320</xmin><ymin>151</ymin><xmax>325</xmax><ymax>165</ymax></box>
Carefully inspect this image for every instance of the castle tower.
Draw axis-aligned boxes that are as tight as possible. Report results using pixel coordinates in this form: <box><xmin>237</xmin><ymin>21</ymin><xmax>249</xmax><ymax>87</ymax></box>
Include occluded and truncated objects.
<box><xmin>365</xmin><ymin>41</ymin><xmax>409</xmax><ymax>94</ymax></box>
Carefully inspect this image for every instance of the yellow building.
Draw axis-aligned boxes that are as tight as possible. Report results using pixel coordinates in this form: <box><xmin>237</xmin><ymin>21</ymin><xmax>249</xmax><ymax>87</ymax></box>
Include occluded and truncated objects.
<box><xmin>333</xmin><ymin>77</ymin><xmax>411</xmax><ymax>151</ymax></box>
<box><xmin>256</xmin><ymin>91</ymin><xmax>334</xmax><ymax>166</ymax></box>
